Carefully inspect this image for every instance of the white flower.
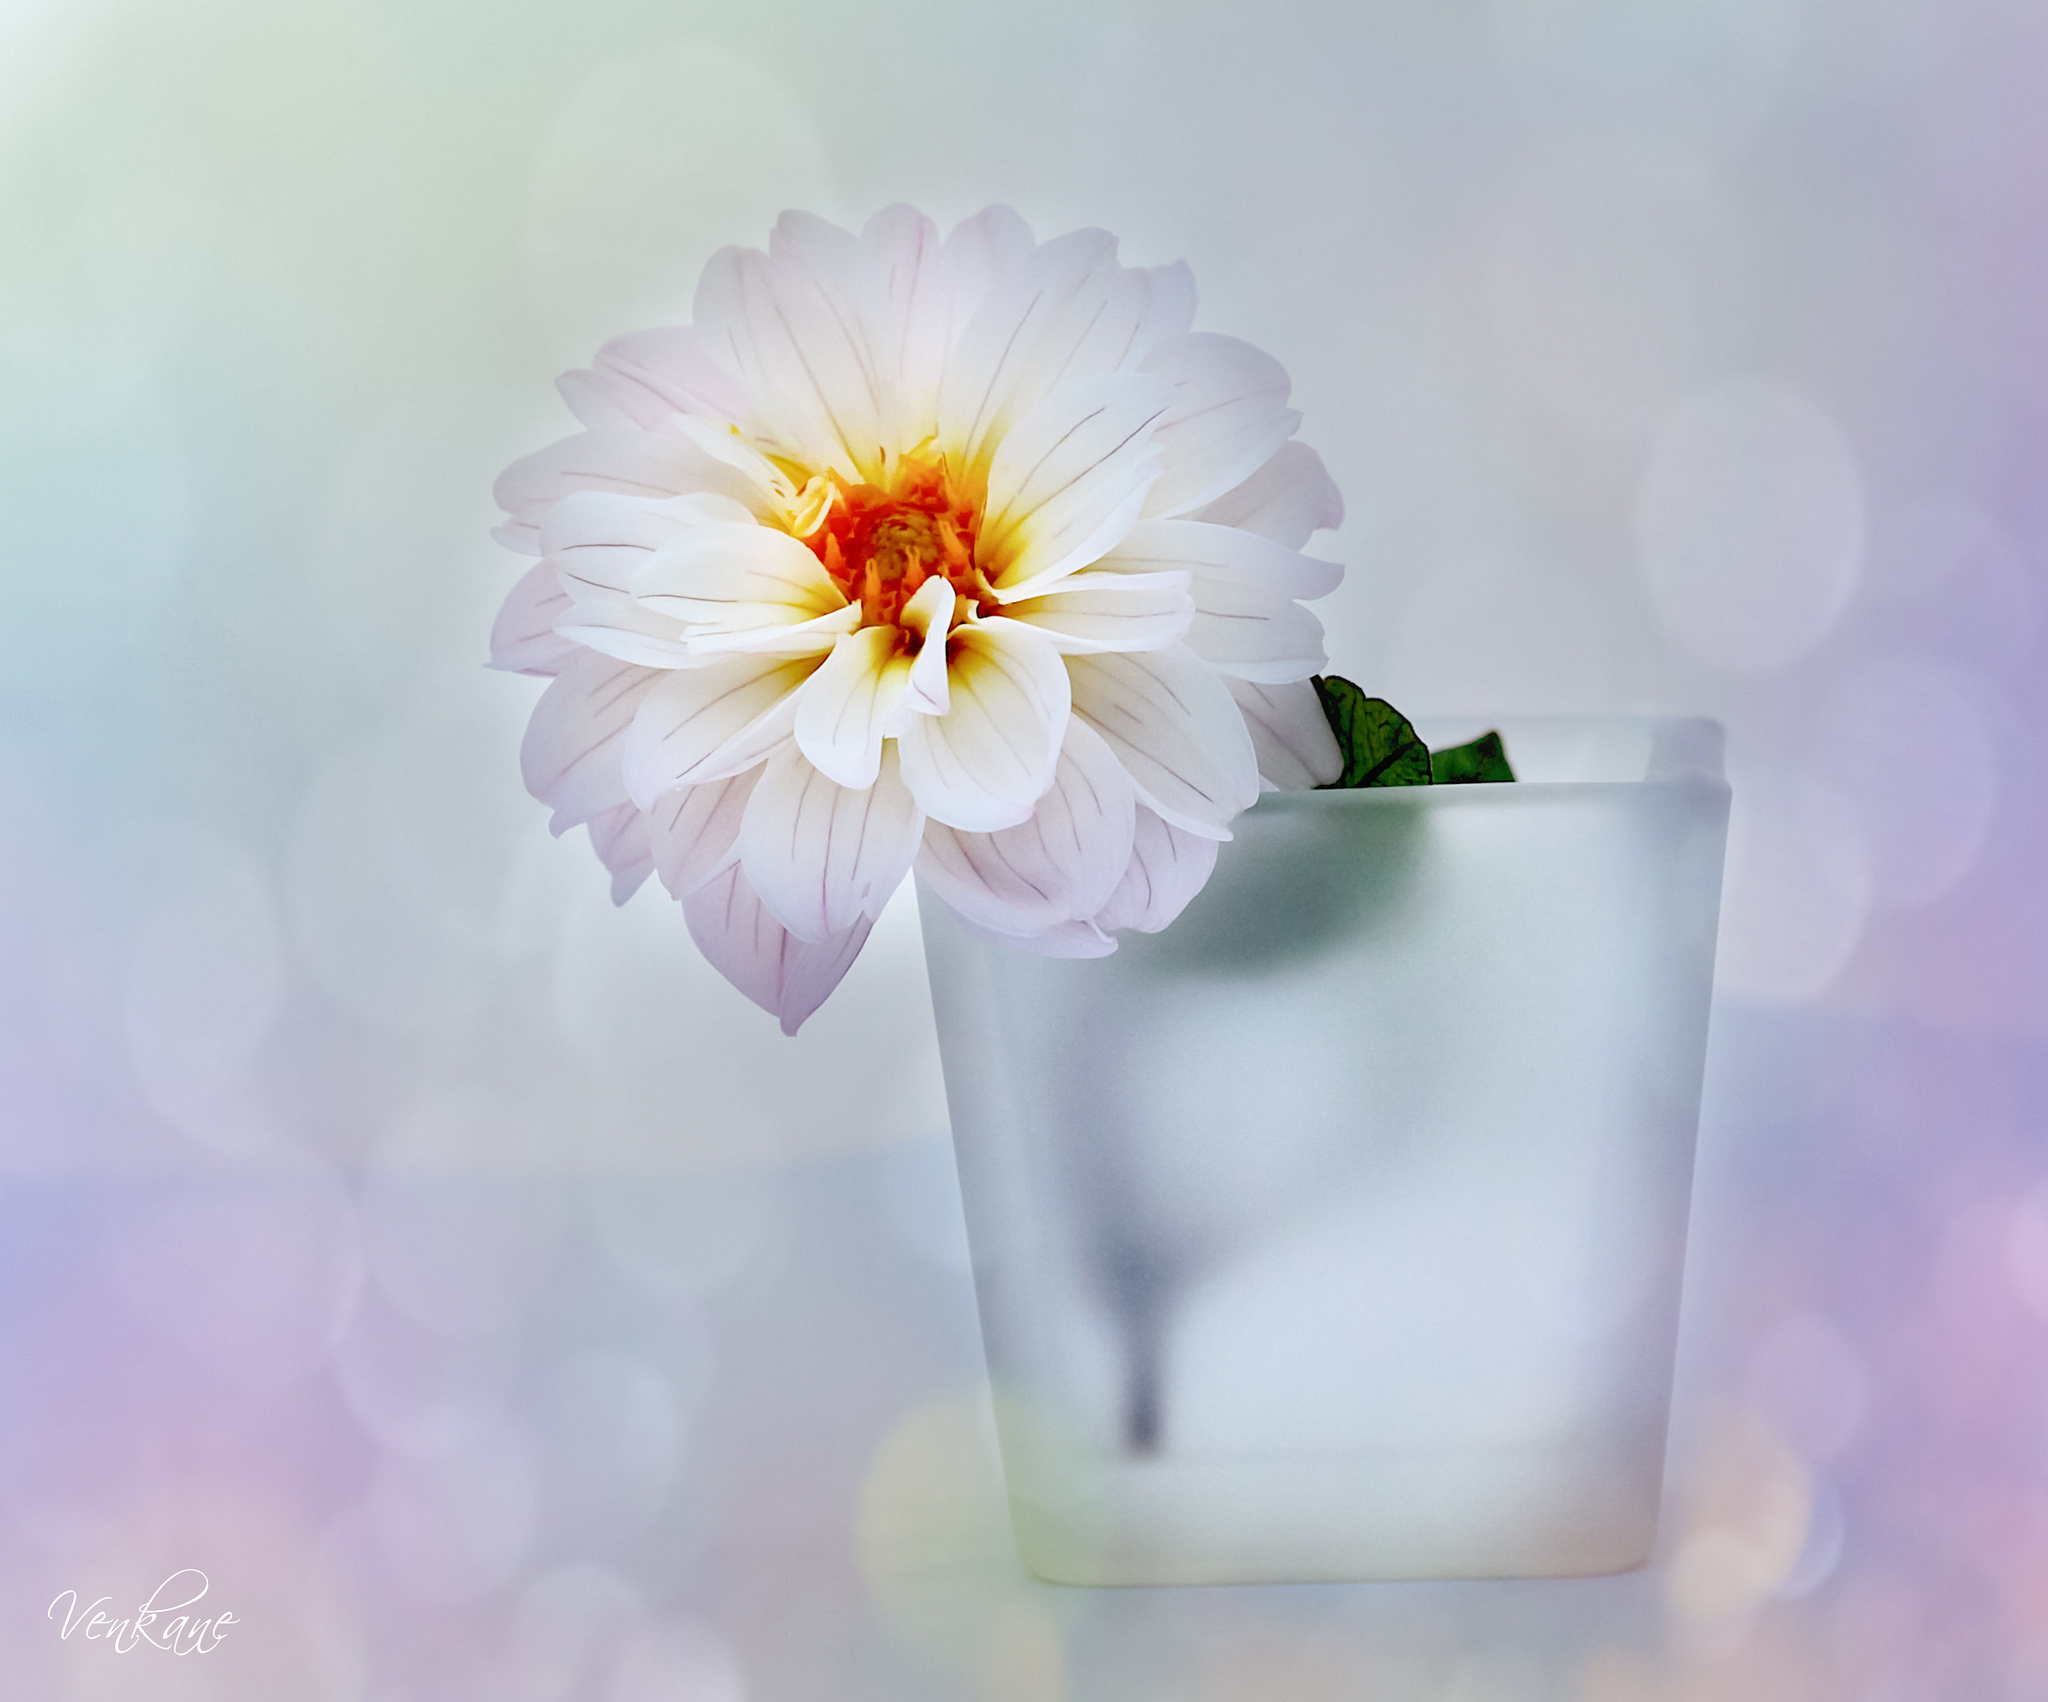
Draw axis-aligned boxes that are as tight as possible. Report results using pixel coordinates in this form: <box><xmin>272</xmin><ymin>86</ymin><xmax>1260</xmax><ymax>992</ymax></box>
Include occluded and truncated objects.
<box><xmin>491</xmin><ymin>206</ymin><xmax>1344</xmax><ymax>1032</ymax></box>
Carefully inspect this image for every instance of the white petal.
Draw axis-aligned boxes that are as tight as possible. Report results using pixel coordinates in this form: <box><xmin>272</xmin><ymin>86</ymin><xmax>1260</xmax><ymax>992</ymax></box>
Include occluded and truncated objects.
<box><xmin>634</xmin><ymin>523</ymin><xmax>846</xmax><ymax>631</ymax></box>
<box><xmin>1137</xmin><ymin>333</ymin><xmax>1301</xmax><ymax>519</ymax></box>
<box><xmin>682</xmin><ymin>602</ymin><xmax>862</xmax><ymax>660</ymax></box>
<box><xmin>936</xmin><ymin>206</ymin><xmax>1037</xmax><ymax>349</ymax></box>
<box><xmin>553</xmin><ymin>595</ymin><xmax>700</xmax><ymax>669</ymax></box>
<box><xmin>557</xmin><ymin>326</ymin><xmax>748</xmax><ymax>434</ymax></box>
<box><xmin>493</xmin><ymin>429</ymin><xmax>764</xmax><ymax>551</ymax></box>
<box><xmin>861</xmin><ymin>203</ymin><xmax>950</xmax><ymax>448</ymax></box>
<box><xmin>978</xmin><ymin>373</ymin><xmax>1172</xmax><ymax>598</ymax></box>
<box><xmin>937</xmin><ymin>225</ymin><xmax>1120</xmax><ymax>472</ymax></box>
<box><xmin>489</xmin><ymin>560</ymin><xmax>579</xmax><ymax>675</ymax></box>
<box><xmin>897</xmin><ymin>574</ymin><xmax>955</xmax><ymax>717</ymax></box>
<box><xmin>896</xmin><ymin>618</ymin><xmax>1071</xmax><ymax>831</ymax></box>
<box><xmin>1067</xmin><ymin>644</ymin><xmax>1259</xmax><ymax>839</ymax></box>
<box><xmin>915</xmin><ymin>716</ymin><xmax>1136</xmax><ymax>935</ymax></box>
<box><xmin>1097</xmin><ymin>517</ymin><xmax>1342</xmax><ymax>602</ymax></box>
<box><xmin>681</xmin><ymin>862</ymin><xmax>874</xmax><ymax>1035</ymax></box>
<box><xmin>648</xmin><ymin>767</ymin><xmax>761</xmax><ymax>897</ymax></box>
<box><xmin>1188</xmin><ymin>440</ymin><xmax>1344</xmax><ymax>548</ymax></box>
<box><xmin>1183</xmin><ymin>580</ymin><xmax>1329</xmax><ymax>683</ymax></box>
<box><xmin>1001</xmin><ymin>568</ymin><xmax>1193</xmax><ymax>654</ymax></box>
<box><xmin>737</xmin><ymin>744</ymin><xmax>924</xmax><ymax>942</ymax></box>
<box><xmin>544</xmin><ymin>490</ymin><xmax>755</xmax><ymax>599</ymax></box>
<box><xmin>692</xmin><ymin>227</ymin><xmax>891</xmax><ymax>481</ymax></box>
<box><xmin>519</xmin><ymin>652</ymin><xmax>664</xmax><ymax>830</ymax></box>
<box><xmin>794</xmin><ymin>626</ymin><xmax>914</xmax><ymax>789</ymax></box>
<box><xmin>587</xmin><ymin>801</ymin><xmax>655</xmax><ymax>905</ymax></box>
<box><xmin>622</xmin><ymin>657</ymin><xmax>815</xmax><ymax>806</ymax></box>
<box><xmin>1226</xmin><ymin>677</ymin><xmax>1342</xmax><ymax>790</ymax></box>
<box><xmin>1093</xmin><ymin>807</ymin><xmax>1221</xmax><ymax>934</ymax></box>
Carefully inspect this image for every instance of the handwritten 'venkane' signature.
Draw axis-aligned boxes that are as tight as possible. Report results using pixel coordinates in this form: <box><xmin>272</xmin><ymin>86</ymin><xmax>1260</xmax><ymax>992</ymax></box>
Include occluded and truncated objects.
<box><xmin>47</xmin><ymin>1570</ymin><xmax>236</xmax><ymax>1655</ymax></box>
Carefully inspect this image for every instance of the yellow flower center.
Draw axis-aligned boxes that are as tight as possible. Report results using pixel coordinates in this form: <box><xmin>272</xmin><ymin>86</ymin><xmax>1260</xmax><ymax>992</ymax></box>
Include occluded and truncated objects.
<box><xmin>798</xmin><ymin>447</ymin><xmax>995</xmax><ymax>631</ymax></box>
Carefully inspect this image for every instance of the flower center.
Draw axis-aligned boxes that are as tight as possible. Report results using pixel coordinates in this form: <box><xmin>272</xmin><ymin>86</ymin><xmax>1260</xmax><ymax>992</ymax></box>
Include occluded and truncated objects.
<box><xmin>799</xmin><ymin>448</ymin><xmax>993</xmax><ymax>631</ymax></box>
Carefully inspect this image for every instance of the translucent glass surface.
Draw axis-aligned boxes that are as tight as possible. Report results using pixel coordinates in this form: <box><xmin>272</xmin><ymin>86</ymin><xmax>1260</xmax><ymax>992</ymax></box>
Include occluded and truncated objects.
<box><xmin>919</xmin><ymin>718</ymin><xmax>1731</xmax><ymax>1584</ymax></box>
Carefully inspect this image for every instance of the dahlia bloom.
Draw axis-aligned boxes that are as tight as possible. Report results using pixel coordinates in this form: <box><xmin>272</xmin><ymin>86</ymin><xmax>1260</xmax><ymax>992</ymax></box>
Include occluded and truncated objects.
<box><xmin>491</xmin><ymin>206</ymin><xmax>1343</xmax><ymax>1032</ymax></box>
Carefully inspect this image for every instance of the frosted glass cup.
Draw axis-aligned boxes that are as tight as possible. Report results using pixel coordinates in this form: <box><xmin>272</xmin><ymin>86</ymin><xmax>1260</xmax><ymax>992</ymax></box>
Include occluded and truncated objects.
<box><xmin>918</xmin><ymin>717</ymin><xmax>1731</xmax><ymax>1585</ymax></box>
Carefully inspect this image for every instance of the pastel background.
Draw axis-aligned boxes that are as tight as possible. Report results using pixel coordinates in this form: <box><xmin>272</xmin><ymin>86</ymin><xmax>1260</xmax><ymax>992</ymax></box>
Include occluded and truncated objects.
<box><xmin>1</xmin><ymin>0</ymin><xmax>2042</xmax><ymax>1696</ymax></box>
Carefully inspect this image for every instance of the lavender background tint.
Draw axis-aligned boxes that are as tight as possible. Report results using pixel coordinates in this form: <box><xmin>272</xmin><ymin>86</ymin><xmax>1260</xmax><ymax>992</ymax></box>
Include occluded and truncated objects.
<box><xmin>1</xmin><ymin>0</ymin><xmax>2043</xmax><ymax>1695</ymax></box>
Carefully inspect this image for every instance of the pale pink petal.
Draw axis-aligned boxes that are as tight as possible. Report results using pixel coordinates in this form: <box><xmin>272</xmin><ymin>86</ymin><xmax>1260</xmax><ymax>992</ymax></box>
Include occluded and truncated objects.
<box><xmin>520</xmin><ymin>652</ymin><xmax>664</xmax><ymax>831</ymax></box>
<box><xmin>736</xmin><ymin>744</ymin><xmax>924</xmax><ymax>942</ymax></box>
<box><xmin>649</xmin><ymin>767</ymin><xmax>762</xmax><ymax>897</ymax></box>
<box><xmin>681</xmin><ymin>862</ymin><xmax>875</xmax><ymax>1035</ymax></box>
<box><xmin>1096</xmin><ymin>517</ymin><xmax>1342</xmax><ymax>601</ymax></box>
<box><xmin>1067</xmin><ymin>644</ymin><xmax>1259</xmax><ymax>839</ymax></box>
<box><xmin>794</xmin><ymin>626</ymin><xmax>913</xmax><ymax>789</ymax></box>
<box><xmin>1000</xmin><ymin>568</ymin><xmax>1192</xmax><ymax>655</ymax></box>
<box><xmin>557</xmin><ymin>326</ymin><xmax>747</xmax><ymax>434</ymax></box>
<box><xmin>623</xmin><ymin>658</ymin><xmax>815</xmax><ymax>807</ymax></box>
<box><xmin>1187</xmin><ymin>440</ymin><xmax>1344</xmax><ymax>549</ymax></box>
<box><xmin>489</xmin><ymin>560</ymin><xmax>579</xmax><ymax>675</ymax></box>
<box><xmin>1137</xmin><ymin>333</ymin><xmax>1302</xmax><ymax>519</ymax></box>
<box><xmin>895</xmin><ymin>618</ymin><xmax>1071</xmax><ymax>832</ymax></box>
<box><xmin>493</xmin><ymin>430</ymin><xmax>764</xmax><ymax>552</ymax></box>
<box><xmin>1093</xmin><ymin>807</ymin><xmax>1221</xmax><ymax>934</ymax></box>
<box><xmin>978</xmin><ymin>373</ymin><xmax>1172</xmax><ymax>599</ymax></box>
<box><xmin>948</xmin><ymin>910</ymin><xmax>1119</xmax><ymax>959</ymax></box>
<box><xmin>587</xmin><ymin>800</ymin><xmax>655</xmax><ymax>904</ymax></box>
<box><xmin>915</xmin><ymin>716</ymin><xmax>1136</xmax><ymax>935</ymax></box>
<box><xmin>1183</xmin><ymin>580</ymin><xmax>1328</xmax><ymax>683</ymax></box>
<box><xmin>544</xmin><ymin>490</ymin><xmax>755</xmax><ymax>599</ymax></box>
<box><xmin>553</xmin><ymin>595</ymin><xmax>700</xmax><ymax>669</ymax></box>
<box><xmin>1227</xmin><ymin>677</ymin><xmax>1342</xmax><ymax>790</ymax></box>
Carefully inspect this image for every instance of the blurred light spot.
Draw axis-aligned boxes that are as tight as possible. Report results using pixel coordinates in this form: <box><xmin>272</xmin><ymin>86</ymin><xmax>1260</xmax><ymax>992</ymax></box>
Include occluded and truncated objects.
<box><xmin>857</xmin><ymin>1393</ymin><xmax>1027</xmax><ymax>1672</ymax></box>
<box><xmin>586</xmin><ymin>1171</ymin><xmax>784</xmax><ymax>1299</ymax></box>
<box><xmin>1810</xmin><ymin>657</ymin><xmax>1996</xmax><ymax>906</ymax></box>
<box><xmin>102</xmin><ymin>1160</ymin><xmax>362</xmax><ymax>1392</ymax></box>
<box><xmin>1866</xmin><ymin>498</ymin><xmax>2040</xmax><ymax>670</ymax></box>
<box><xmin>286</xmin><ymin>714</ymin><xmax>536</xmax><ymax>1043</ymax></box>
<box><xmin>1667</xmin><ymin>1407</ymin><xmax>1813</xmax><ymax>1623</ymax></box>
<box><xmin>357</xmin><ymin>1175</ymin><xmax>564</xmax><ymax>1336</ymax></box>
<box><xmin>508</xmin><ymin>1564</ymin><xmax>649</xmax><ymax>1702</ymax></box>
<box><xmin>123</xmin><ymin>825</ymin><xmax>286</xmax><ymax>1148</ymax></box>
<box><xmin>2007</xmin><ymin>1184</ymin><xmax>2048</xmax><ymax>1321</ymax></box>
<box><xmin>1715</xmin><ymin>776</ymin><xmax>1872</xmax><ymax>1002</ymax></box>
<box><xmin>522</xmin><ymin>39</ymin><xmax>833</xmax><ymax>358</ymax></box>
<box><xmin>537</xmin><ymin>1350</ymin><xmax>692</xmax><ymax>1541</ymax></box>
<box><xmin>608</xmin><ymin>1617</ymin><xmax>747</xmax><ymax>1702</ymax></box>
<box><xmin>872</xmin><ymin>1134</ymin><xmax>974</xmax><ymax>1273</ymax></box>
<box><xmin>364</xmin><ymin>1403</ymin><xmax>539</xmax><ymax>1603</ymax></box>
<box><xmin>331</xmin><ymin>1285</ymin><xmax>524</xmax><ymax>1451</ymax></box>
<box><xmin>980</xmin><ymin>1596</ymin><xmax>1066</xmax><ymax>1702</ymax></box>
<box><xmin>1746</xmin><ymin>1314</ymin><xmax>1870</xmax><ymax>1462</ymax></box>
<box><xmin>1487</xmin><ymin>165</ymin><xmax>1750</xmax><ymax>441</ymax></box>
<box><xmin>1637</xmin><ymin>380</ymin><xmax>1864</xmax><ymax>670</ymax></box>
<box><xmin>1774</xmin><ymin>1473</ymin><xmax>1845</xmax><ymax>1598</ymax></box>
<box><xmin>552</xmin><ymin>878</ymin><xmax>947</xmax><ymax>1163</ymax></box>
<box><xmin>1490</xmin><ymin>0</ymin><xmax>1797</xmax><ymax>166</ymax></box>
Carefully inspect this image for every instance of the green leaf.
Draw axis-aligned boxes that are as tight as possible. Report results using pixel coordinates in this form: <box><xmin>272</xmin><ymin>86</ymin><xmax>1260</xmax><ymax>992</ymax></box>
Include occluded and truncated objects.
<box><xmin>1312</xmin><ymin>675</ymin><xmax>1433</xmax><ymax>789</ymax></box>
<box><xmin>1430</xmin><ymin>730</ymin><xmax>1515</xmax><ymax>785</ymax></box>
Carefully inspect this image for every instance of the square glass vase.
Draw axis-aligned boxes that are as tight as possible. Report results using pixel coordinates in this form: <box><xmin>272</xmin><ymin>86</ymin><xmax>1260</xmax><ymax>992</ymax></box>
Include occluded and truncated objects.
<box><xmin>917</xmin><ymin>716</ymin><xmax>1731</xmax><ymax>1586</ymax></box>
